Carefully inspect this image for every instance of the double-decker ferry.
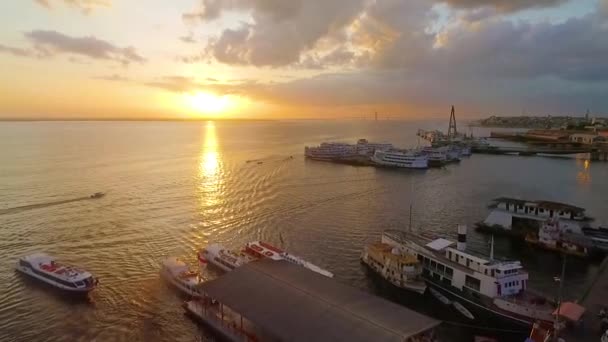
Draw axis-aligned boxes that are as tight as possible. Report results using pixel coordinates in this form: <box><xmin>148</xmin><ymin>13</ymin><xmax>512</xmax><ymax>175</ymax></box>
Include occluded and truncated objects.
<box><xmin>304</xmin><ymin>142</ymin><xmax>356</xmax><ymax>160</ymax></box>
<box><xmin>371</xmin><ymin>149</ymin><xmax>429</xmax><ymax>169</ymax></box>
<box><xmin>381</xmin><ymin>226</ymin><xmax>556</xmax><ymax>328</ymax></box>
<box><xmin>360</xmin><ymin>242</ymin><xmax>427</xmax><ymax>294</ymax></box>
<box><xmin>16</xmin><ymin>253</ymin><xmax>98</xmax><ymax>293</ymax></box>
<box><xmin>198</xmin><ymin>241</ymin><xmax>333</xmax><ymax>278</ymax></box>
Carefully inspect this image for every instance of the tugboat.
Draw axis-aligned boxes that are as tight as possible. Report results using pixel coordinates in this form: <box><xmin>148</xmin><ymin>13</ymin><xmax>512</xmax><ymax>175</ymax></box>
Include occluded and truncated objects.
<box><xmin>16</xmin><ymin>253</ymin><xmax>98</xmax><ymax>293</ymax></box>
<box><xmin>360</xmin><ymin>242</ymin><xmax>426</xmax><ymax>294</ymax></box>
<box><xmin>525</xmin><ymin>220</ymin><xmax>590</xmax><ymax>257</ymax></box>
<box><xmin>381</xmin><ymin>225</ymin><xmax>556</xmax><ymax>329</ymax></box>
<box><xmin>160</xmin><ymin>257</ymin><xmax>201</xmax><ymax>297</ymax></box>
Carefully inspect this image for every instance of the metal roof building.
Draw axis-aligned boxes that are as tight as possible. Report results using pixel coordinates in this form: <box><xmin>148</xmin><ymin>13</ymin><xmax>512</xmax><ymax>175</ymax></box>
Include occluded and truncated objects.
<box><xmin>197</xmin><ymin>259</ymin><xmax>440</xmax><ymax>342</ymax></box>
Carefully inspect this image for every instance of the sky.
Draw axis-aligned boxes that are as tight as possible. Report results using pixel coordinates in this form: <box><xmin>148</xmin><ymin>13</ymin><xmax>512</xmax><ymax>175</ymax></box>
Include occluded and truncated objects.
<box><xmin>0</xmin><ymin>0</ymin><xmax>607</xmax><ymax>120</ymax></box>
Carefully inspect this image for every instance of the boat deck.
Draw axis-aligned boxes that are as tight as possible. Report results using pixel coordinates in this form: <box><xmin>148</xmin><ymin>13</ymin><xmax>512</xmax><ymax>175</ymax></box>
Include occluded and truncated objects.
<box><xmin>185</xmin><ymin>300</ymin><xmax>261</xmax><ymax>342</ymax></box>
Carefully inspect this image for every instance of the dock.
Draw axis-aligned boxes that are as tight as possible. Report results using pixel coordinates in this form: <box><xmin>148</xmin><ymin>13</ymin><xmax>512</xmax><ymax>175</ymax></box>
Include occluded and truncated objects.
<box><xmin>562</xmin><ymin>255</ymin><xmax>608</xmax><ymax>341</ymax></box>
<box><xmin>186</xmin><ymin>259</ymin><xmax>441</xmax><ymax>342</ymax></box>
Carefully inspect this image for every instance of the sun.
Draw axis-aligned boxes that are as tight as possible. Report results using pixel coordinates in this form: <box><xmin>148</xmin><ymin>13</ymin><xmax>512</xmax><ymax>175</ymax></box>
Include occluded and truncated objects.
<box><xmin>186</xmin><ymin>92</ymin><xmax>230</xmax><ymax>115</ymax></box>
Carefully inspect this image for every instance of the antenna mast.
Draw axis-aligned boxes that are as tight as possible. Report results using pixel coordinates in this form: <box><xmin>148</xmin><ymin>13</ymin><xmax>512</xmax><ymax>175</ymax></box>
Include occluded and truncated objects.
<box><xmin>448</xmin><ymin>105</ymin><xmax>457</xmax><ymax>140</ymax></box>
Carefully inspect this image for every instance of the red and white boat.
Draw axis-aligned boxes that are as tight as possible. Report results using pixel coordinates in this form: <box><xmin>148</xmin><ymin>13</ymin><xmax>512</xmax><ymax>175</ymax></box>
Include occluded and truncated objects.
<box><xmin>16</xmin><ymin>253</ymin><xmax>98</xmax><ymax>293</ymax></box>
<box><xmin>198</xmin><ymin>241</ymin><xmax>333</xmax><ymax>278</ymax></box>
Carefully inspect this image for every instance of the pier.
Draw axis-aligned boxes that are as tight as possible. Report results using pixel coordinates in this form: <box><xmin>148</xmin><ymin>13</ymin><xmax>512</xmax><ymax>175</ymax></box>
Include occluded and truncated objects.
<box><xmin>563</xmin><ymin>256</ymin><xmax>608</xmax><ymax>341</ymax></box>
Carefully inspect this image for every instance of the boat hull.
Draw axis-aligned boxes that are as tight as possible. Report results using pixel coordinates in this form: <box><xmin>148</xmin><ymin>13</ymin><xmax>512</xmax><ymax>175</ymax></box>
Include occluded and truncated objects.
<box><xmin>360</xmin><ymin>257</ymin><xmax>426</xmax><ymax>294</ymax></box>
<box><xmin>16</xmin><ymin>265</ymin><xmax>95</xmax><ymax>293</ymax></box>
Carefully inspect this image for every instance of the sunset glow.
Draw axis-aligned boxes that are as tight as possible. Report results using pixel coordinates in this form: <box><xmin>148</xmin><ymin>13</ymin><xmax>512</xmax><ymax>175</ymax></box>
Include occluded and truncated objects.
<box><xmin>0</xmin><ymin>1</ymin><xmax>606</xmax><ymax>120</ymax></box>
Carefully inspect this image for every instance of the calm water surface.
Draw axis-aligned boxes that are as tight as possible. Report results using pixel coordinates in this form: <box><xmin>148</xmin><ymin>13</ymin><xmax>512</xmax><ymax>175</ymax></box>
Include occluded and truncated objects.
<box><xmin>0</xmin><ymin>120</ymin><xmax>606</xmax><ymax>341</ymax></box>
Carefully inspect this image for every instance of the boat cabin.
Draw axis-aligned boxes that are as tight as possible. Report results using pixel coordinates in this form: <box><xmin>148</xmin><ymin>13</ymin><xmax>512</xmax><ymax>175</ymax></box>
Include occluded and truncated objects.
<box><xmin>19</xmin><ymin>253</ymin><xmax>96</xmax><ymax>290</ymax></box>
<box><xmin>491</xmin><ymin>197</ymin><xmax>588</xmax><ymax>221</ymax></box>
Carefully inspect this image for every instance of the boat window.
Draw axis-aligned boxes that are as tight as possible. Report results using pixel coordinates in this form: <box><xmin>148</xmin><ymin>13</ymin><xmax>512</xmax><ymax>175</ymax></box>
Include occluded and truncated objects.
<box><xmin>19</xmin><ymin>260</ymin><xmax>31</xmax><ymax>268</ymax></box>
<box><xmin>445</xmin><ymin>267</ymin><xmax>453</xmax><ymax>278</ymax></box>
<box><xmin>465</xmin><ymin>275</ymin><xmax>481</xmax><ymax>291</ymax></box>
<box><xmin>539</xmin><ymin>208</ymin><xmax>545</xmax><ymax>213</ymax></box>
<box><xmin>75</xmin><ymin>281</ymin><xmax>84</xmax><ymax>287</ymax></box>
<box><xmin>430</xmin><ymin>260</ymin><xmax>436</xmax><ymax>269</ymax></box>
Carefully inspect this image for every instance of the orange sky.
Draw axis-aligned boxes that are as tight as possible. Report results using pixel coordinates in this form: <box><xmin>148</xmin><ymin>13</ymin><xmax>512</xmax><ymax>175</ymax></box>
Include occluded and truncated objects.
<box><xmin>1</xmin><ymin>0</ymin><xmax>606</xmax><ymax>120</ymax></box>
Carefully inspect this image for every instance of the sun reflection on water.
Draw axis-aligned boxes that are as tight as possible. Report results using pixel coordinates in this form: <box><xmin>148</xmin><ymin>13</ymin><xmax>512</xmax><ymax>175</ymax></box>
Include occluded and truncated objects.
<box><xmin>576</xmin><ymin>158</ymin><xmax>591</xmax><ymax>185</ymax></box>
<box><xmin>198</xmin><ymin>121</ymin><xmax>222</xmax><ymax>211</ymax></box>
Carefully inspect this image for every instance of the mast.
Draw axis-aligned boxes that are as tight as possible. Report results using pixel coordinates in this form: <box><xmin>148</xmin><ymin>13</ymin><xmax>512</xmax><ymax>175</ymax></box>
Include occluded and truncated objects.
<box><xmin>448</xmin><ymin>105</ymin><xmax>457</xmax><ymax>140</ymax></box>
<box><xmin>489</xmin><ymin>235</ymin><xmax>494</xmax><ymax>260</ymax></box>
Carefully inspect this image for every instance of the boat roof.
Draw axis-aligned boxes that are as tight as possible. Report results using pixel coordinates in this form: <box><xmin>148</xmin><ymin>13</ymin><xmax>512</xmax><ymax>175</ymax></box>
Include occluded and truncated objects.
<box><xmin>492</xmin><ymin>197</ymin><xmax>585</xmax><ymax>213</ymax></box>
<box><xmin>163</xmin><ymin>257</ymin><xmax>189</xmax><ymax>271</ymax></box>
<box><xmin>22</xmin><ymin>253</ymin><xmax>92</xmax><ymax>281</ymax></box>
<box><xmin>197</xmin><ymin>260</ymin><xmax>440</xmax><ymax>342</ymax></box>
<box><xmin>367</xmin><ymin>243</ymin><xmax>419</xmax><ymax>264</ymax></box>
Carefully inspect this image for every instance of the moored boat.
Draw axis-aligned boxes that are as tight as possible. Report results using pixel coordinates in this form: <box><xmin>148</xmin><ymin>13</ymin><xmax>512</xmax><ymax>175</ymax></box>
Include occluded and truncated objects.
<box><xmin>381</xmin><ymin>226</ymin><xmax>556</xmax><ymax>328</ymax></box>
<box><xmin>198</xmin><ymin>241</ymin><xmax>333</xmax><ymax>278</ymax></box>
<box><xmin>360</xmin><ymin>242</ymin><xmax>427</xmax><ymax>294</ymax></box>
<box><xmin>371</xmin><ymin>149</ymin><xmax>429</xmax><ymax>169</ymax></box>
<box><xmin>304</xmin><ymin>142</ymin><xmax>356</xmax><ymax>160</ymax></box>
<box><xmin>16</xmin><ymin>253</ymin><xmax>98</xmax><ymax>293</ymax></box>
<box><xmin>160</xmin><ymin>257</ymin><xmax>202</xmax><ymax>297</ymax></box>
<box><xmin>525</xmin><ymin>220</ymin><xmax>590</xmax><ymax>257</ymax></box>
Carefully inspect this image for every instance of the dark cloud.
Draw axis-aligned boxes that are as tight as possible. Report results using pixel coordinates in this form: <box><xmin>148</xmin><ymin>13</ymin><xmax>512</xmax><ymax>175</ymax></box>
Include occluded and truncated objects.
<box><xmin>33</xmin><ymin>0</ymin><xmax>110</xmax><ymax>13</ymax></box>
<box><xmin>438</xmin><ymin>0</ymin><xmax>567</xmax><ymax>12</ymax></box>
<box><xmin>23</xmin><ymin>30</ymin><xmax>145</xmax><ymax>65</ymax></box>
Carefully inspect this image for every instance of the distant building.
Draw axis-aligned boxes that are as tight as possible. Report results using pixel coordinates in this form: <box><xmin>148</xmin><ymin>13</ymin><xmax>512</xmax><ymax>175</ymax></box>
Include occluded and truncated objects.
<box><xmin>569</xmin><ymin>133</ymin><xmax>606</xmax><ymax>145</ymax></box>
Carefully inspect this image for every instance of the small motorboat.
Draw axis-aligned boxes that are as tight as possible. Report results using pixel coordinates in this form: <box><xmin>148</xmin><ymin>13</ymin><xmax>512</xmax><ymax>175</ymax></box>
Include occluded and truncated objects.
<box><xmin>90</xmin><ymin>192</ymin><xmax>105</xmax><ymax>199</ymax></box>
<box><xmin>429</xmin><ymin>287</ymin><xmax>451</xmax><ymax>305</ymax></box>
<box><xmin>16</xmin><ymin>253</ymin><xmax>98</xmax><ymax>293</ymax></box>
<box><xmin>160</xmin><ymin>257</ymin><xmax>201</xmax><ymax>297</ymax></box>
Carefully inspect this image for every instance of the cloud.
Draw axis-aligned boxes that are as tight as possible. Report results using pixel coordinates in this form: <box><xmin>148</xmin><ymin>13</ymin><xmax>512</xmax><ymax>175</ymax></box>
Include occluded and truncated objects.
<box><xmin>0</xmin><ymin>44</ymin><xmax>33</xmax><ymax>57</ymax></box>
<box><xmin>438</xmin><ymin>0</ymin><xmax>567</xmax><ymax>12</ymax></box>
<box><xmin>92</xmin><ymin>74</ymin><xmax>129</xmax><ymax>81</ymax></box>
<box><xmin>23</xmin><ymin>30</ymin><xmax>146</xmax><ymax>65</ymax></box>
<box><xmin>33</xmin><ymin>0</ymin><xmax>110</xmax><ymax>13</ymax></box>
<box><xmin>179</xmin><ymin>34</ymin><xmax>197</xmax><ymax>44</ymax></box>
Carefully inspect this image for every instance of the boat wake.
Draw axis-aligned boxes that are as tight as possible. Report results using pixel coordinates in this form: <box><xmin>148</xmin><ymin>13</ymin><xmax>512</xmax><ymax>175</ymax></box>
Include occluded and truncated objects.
<box><xmin>0</xmin><ymin>195</ymin><xmax>102</xmax><ymax>216</ymax></box>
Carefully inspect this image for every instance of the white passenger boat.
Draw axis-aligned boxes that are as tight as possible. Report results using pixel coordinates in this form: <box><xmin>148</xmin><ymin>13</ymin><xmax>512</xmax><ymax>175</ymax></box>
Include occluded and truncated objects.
<box><xmin>355</xmin><ymin>139</ymin><xmax>393</xmax><ymax>156</ymax></box>
<box><xmin>371</xmin><ymin>149</ymin><xmax>428</xmax><ymax>169</ymax></box>
<box><xmin>198</xmin><ymin>244</ymin><xmax>256</xmax><ymax>272</ymax></box>
<box><xmin>198</xmin><ymin>241</ymin><xmax>333</xmax><ymax>278</ymax></box>
<box><xmin>421</xmin><ymin>147</ymin><xmax>448</xmax><ymax>167</ymax></box>
<box><xmin>304</xmin><ymin>142</ymin><xmax>356</xmax><ymax>160</ymax></box>
<box><xmin>16</xmin><ymin>253</ymin><xmax>98</xmax><ymax>293</ymax></box>
<box><xmin>160</xmin><ymin>257</ymin><xmax>202</xmax><ymax>297</ymax></box>
<box><xmin>361</xmin><ymin>242</ymin><xmax>426</xmax><ymax>294</ymax></box>
<box><xmin>382</xmin><ymin>226</ymin><xmax>556</xmax><ymax>328</ymax></box>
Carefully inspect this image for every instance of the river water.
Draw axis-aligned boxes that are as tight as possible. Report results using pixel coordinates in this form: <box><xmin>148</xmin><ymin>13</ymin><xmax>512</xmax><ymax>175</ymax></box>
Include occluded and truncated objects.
<box><xmin>0</xmin><ymin>120</ymin><xmax>606</xmax><ymax>341</ymax></box>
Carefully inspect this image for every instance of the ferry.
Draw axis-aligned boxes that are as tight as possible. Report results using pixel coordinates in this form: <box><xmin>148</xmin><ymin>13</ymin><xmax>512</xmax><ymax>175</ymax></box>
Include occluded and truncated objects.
<box><xmin>381</xmin><ymin>226</ymin><xmax>556</xmax><ymax>328</ymax></box>
<box><xmin>304</xmin><ymin>142</ymin><xmax>356</xmax><ymax>160</ymax></box>
<box><xmin>160</xmin><ymin>257</ymin><xmax>202</xmax><ymax>297</ymax></box>
<box><xmin>361</xmin><ymin>242</ymin><xmax>427</xmax><ymax>294</ymax></box>
<box><xmin>477</xmin><ymin>197</ymin><xmax>592</xmax><ymax>236</ymax></box>
<box><xmin>355</xmin><ymin>139</ymin><xmax>393</xmax><ymax>156</ymax></box>
<box><xmin>371</xmin><ymin>149</ymin><xmax>429</xmax><ymax>169</ymax></box>
<box><xmin>421</xmin><ymin>147</ymin><xmax>447</xmax><ymax>167</ymax></box>
<box><xmin>197</xmin><ymin>244</ymin><xmax>256</xmax><ymax>272</ymax></box>
<box><xmin>198</xmin><ymin>241</ymin><xmax>333</xmax><ymax>278</ymax></box>
<box><xmin>525</xmin><ymin>220</ymin><xmax>590</xmax><ymax>257</ymax></box>
<box><xmin>16</xmin><ymin>253</ymin><xmax>98</xmax><ymax>293</ymax></box>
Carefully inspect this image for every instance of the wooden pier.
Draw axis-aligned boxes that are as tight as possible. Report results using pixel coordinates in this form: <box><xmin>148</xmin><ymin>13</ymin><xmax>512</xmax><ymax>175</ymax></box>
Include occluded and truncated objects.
<box><xmin>472</xmin><ymin>145</ymin><xmax>593</xmax><ymax>156</ymax></box>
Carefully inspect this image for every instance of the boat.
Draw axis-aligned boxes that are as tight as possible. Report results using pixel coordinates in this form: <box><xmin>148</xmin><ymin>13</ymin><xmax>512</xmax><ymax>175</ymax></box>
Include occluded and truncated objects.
<box><xmin>421</xmin><ymin>147</ymin><xmax>447</xmax><ymax>167</ymax></box>
<box><xmin>476</xmin><ymin>197</ymin><xmax>608</xmax><ymax>252</ymax></box>
<box><xmin>429</xmin><ymin>287</ymin><xmax>451</xmax><ymax>305</ymax></box>
<box><xmin>160</xmin><ymin>257</ymin><xmax>202</xmax><ymax>297</ymax></box>
<box><xmin>198</xmin><ymin>244</ymin><xmax>256</xmax><ymax>272</ymax></box>
<box><xmin>198</xmin><ymin>241</ymin><xmax>333</xmax><ymax>278</ymax></box>
<box><xmin>445</xmin><ymin>145</ymin><xmax>462</xmax><ymax>162</ymax></box>
<box><xmin>360</xmin><ymin>242</ymin><xmax>427</xmax><ymax>294</ymax></box>
<box><xmin>371</xmin><ymin>149</ymin><xmax>428</xmax><ymax>169</ymax></box>
<box><xmin>355</xmin><ymin>139</ymin><xmax>393</xmax><ymax>156</ymax></box>
<box><xmin>244</xmin><ymin>241</ymin><xmax>334</xmax><ymax>277</ymax></box>
<box><xmin>304</xmin><ymin>142</ymin><xmax>356</xmax><ymax>160</ymax></box>
<box><xmin>16</xmin><ymin>253</ymin><xmax>98</xmax><ymax>293</ymax></box>
<box><xmin>381</xmin><ymin>225</ymin><xmax>556</xmax><ymax>328</ymax></box>
<box><xmin>525</xmin><ymin>220</ymin><xmax>590</xmax><ymax>257</ymax></box>
<box><xmin>90</xmin><ymin>192</ymin><xmax>105</xmax><ymax>199</ymax></box>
